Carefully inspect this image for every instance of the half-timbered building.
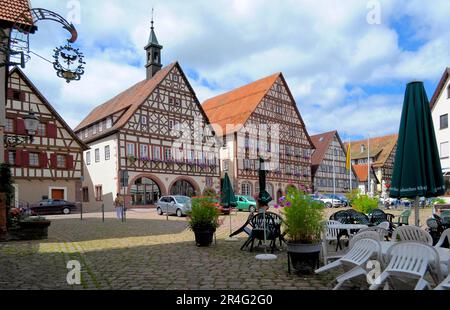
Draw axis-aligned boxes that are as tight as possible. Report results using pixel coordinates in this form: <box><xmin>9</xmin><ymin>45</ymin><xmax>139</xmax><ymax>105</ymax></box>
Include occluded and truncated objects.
<box><xmin>346</xmin><ymin>134</ymin><xmax>397</xmax><ymax>195</ymax></box>
<box><xmin>310</xmin><ymin>130</ymin><xmax>358</xmax><ymax>194</ymax></box>
<box><xmin>352</xmin><ymin>164</ymin><xmax>380</xmax><ymax>195</ymax></box>
<box><xmin>203</xmin><ymin>73</ymin><xmax>315</xmax><ymax>202</ymax></box>
<box><xmin>74</xmin><ymin>23</ymin><xmax>219</xmax><ymax>210</ymax></box>
<box><xmin>4</xmin><ymin>67</ymin><xmax>87</xmax><ymax>207</ymax></box>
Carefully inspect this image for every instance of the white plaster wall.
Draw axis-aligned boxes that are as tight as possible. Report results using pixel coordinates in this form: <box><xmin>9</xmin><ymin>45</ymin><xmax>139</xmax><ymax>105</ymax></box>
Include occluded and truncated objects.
<box><xmin>432</xmin><ymin>78</ymin><xmax>450</xmax><ymax>173</ymax></box>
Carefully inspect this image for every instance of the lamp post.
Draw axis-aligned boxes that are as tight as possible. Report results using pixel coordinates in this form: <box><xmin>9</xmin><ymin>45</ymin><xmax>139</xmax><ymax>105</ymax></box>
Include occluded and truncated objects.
<box><xmin>4</xmin><ymin>110</ymin><xmax>39</xmax><ymax>147</ymax></box>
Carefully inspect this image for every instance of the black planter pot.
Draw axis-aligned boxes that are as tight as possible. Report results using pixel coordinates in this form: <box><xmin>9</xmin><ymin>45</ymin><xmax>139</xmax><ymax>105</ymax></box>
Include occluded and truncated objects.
<box><xmin>193</xmin><ymin>228</ymin><xmax>215</xmax><ymax>247</ymax></box>
<box><xmin>13</xmin><ymin>220</ymin><xmax>51</xmax><ymax>240</ymax></box>
<box><xmin>287</xmin><ymin>242</ymin><xmax>321</xmax><ymax>275</ymax></box>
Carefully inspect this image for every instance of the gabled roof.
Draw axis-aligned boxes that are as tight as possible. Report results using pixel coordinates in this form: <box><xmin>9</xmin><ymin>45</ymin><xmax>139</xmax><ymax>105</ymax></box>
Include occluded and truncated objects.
<box><xmin>9</xmin><ymin>67</ymin><xmax>88</xmax><ymax>150</ymax></box>
<box><xmin>0</xmin><ymin>0</ymin><xmax>36</xmax><ymax>30</ymax></box>
<box><xmin>202</xmin><ymin>73</ymin><xmax>280</xmax><ymax>135</ymax></box>
<box><xmin>345</xmin><ymin>134</ymin><xmax>398</xmax><ymax>167</ymax></box>
<box><xmin>202</xmin><ymin>73</ymin><xmax>315</xmax><ymax>148</ymax></box>
<box><xmin>430</xmin><ymin>67</ymin><xmax>450</xmax><ymax>111</ymax></box>
<box><xmin>75</xmin><ymin>62</ymin><xmax>177</xmax><ymax>133</ymax></box>
<box><xmin>310</xmin><ymin>130</ymin><xmax>336</xmax><ymax>167</ymax></box>
<box><xmin>353</xmin><ymin>164</ymin><xmax>379</xmax><ymax>183</ymax></box>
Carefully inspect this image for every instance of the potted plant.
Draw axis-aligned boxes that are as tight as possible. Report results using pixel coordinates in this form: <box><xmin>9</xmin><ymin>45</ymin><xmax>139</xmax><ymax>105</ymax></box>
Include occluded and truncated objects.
<box><xmin>278</xmin><ymin>187</ymin><xmax>324</xmax><ymax>274</ymax></box>
<box><xmin>188</xmin><ymin>196</ymin><xmax>220</xmax><ymax>247</ymax></box>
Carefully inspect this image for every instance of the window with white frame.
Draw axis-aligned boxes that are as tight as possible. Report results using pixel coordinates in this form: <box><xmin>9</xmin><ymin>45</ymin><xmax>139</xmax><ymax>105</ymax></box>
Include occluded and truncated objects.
<box><xmin>243</xmin><ymin>158</ymin><xmax>250</xmax><ymax>170</ymax></box>
<box><xmin>83</xmin><ymin>129</ymin><xmax>88</xmax><ymax>138</ymax></box>
<box><xmin>86</xmin><ymin>151</ymin><xmax>91</xmax><ymax>165</ymax></box>
<box><xmin>5</xmin><ymin>118</ymin><xmax>13</xmax><ymax>133</ymax></box>
<box><xmin>241</xmin><ymin>182</ymin><xmax>252</xmax><ymax>196</ymax></box>
<box><xmin>29</xmin><ymin>153</ymin><xmax>39</xmax><ymax>167</ymax></box>
<box><xmin>126</xmin><ymin>143</ymin><xmax>135</xmax><ymax>156</ymax></box>
<box><xmin>140</xmin><ymin>144</ymin><xmax>148</xmax><ymax>158</ymax></box>
<box><xmin>93</xmin><ymin>123</ymin><xmax>98</xmax><ymax>134</ymax></box>
<box><xmin>98</xmin><ymin>121</ymin><xmax>103</xmax><ymax>132</ymax></box>
<box><xmin>105</xmin><ymin>145</ymin><xmax>110</xmax><ymax>160</ymax></box>
<box><xmin>440</xmin><ymin>142</ymin><xmax>449</xmax><ymax>158</ymax></box>
<box><xmin>106</xmin><ymin>117</ymin><xmax>112</xmax><ymax>129</ymax></box>
<box><xmin>57</xmin><ymin>155</ymin><xmax>66</xmax><ymax>168</ymax></box>
<box><xmin>141</xmin><ymin>115</ymin><xmax>147</xmax><ymax>125</ymax></box>
<box><xmin>152</xmin><ymin>146</ymin><xmax>161</xmax><ymax>160</ymax></box>
<box><xmin>8</xmin><ymin>151</ymin><xmax>15</xmax><ymax>165</ymax></box>
<box><xmin>165</xmin><ymin>148</ymin><xmax>172</xmax><ymax>160</ymax></box>
<box><xmin>95</xmin><ymin>148</ymin><xmax>100</xmax><ymax>163</ymax></box>
<box><xmin>37</xmin><ymin>123</ymin><xmax>46</xmax><ymax>136</ymax></box>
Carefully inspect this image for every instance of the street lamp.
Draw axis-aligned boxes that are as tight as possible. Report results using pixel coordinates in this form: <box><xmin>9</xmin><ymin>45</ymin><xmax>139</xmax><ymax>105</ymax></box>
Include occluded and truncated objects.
<box><xmin>4</xmin><ymin>110</ymin><xmax>39</xmax><ymax>147</ymax></box>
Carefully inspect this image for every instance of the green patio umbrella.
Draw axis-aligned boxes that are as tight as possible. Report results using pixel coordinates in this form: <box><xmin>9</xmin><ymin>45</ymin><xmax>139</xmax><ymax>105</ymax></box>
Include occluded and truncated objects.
<box><xmin>221</xmin><ymin>172</ymin><xmax>237</xmax><ymax>241</ymax></box>
<box><xmin>258</xmin><ymin>157</ymin><xmax>273</xmax><ymax>207</ymax></box>
<box><xmin>390</xmin><ymin>81</ymin><xmax>445</xmax><ymax>226</ymax></box>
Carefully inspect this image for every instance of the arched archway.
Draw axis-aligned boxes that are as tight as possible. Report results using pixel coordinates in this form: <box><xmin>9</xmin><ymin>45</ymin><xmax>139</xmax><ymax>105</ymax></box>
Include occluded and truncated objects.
<box><xmin>169</xmin><ymin>178</ymin><xmax>199</xmax><ymax>197</ymax></box>
<box><xmin>130</xmin><ymin>176</ymin><xmax>162</xmax><ymax>206</ymax></box>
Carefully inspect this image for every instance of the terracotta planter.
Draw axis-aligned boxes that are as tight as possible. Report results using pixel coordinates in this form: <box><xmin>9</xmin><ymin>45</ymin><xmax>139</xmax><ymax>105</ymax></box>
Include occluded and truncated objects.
<box><xmin>287</xmin><ymin>242</ymin><xmax>321</xmax><ymax>275</ymax></box>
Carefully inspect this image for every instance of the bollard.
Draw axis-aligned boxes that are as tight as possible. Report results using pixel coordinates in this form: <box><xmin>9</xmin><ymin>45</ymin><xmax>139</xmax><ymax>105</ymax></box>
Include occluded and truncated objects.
<box><xmin>102</xmin><ymin>204</ymin><xmax>104</xmax><ymax>222</ymax></box>
<box><xmin>80</xmin><ymin>203</ymin><xmax>83</xmax><ymax>221</ymax></box>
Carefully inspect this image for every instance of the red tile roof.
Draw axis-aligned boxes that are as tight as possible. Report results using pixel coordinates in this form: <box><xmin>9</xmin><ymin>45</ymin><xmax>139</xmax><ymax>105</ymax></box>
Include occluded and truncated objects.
<box><xmin>345</xmin><ymin>134</ymin><xmax>398</xmax><ymax>168</ymax></box>
<box><xmin>0</xmin><ymin>0</ymin><xmax>35</xmax><ymax>29</ymax></box>
<box><xmin>353</xmin><ymin>164</ymin><xmax>379</xmax><ymax>183</ymax></box>
<box><xmin>202</xmin><ymin>73</ymin><xmax>280</xmax><ymax>135</ymax></box>
<box><xmin>74</xmin><ymin>62</ymin><xmax>177</xmax><ymax>133</ymax></box>
<box><xmin>310</xmin><ymin>130</ymin><xmax>336</xmax><ymax>166</ymax></box>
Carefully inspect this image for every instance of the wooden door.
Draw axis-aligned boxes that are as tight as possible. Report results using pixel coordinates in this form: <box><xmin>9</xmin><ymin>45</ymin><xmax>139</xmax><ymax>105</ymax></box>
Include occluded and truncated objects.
<box><xmin>52</xmin><ymin>189</ymin><xmax>64</xmax><ymax>200</ymax></box>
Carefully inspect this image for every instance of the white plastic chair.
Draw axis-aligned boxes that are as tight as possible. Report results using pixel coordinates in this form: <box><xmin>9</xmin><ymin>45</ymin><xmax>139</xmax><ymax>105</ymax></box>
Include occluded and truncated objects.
<box><xmin>316</xmin><ymin>238</ymin><xmax>381</xmax><ymax>290</ymax></box>
<box><xmin>391</xmin><ymin>225</ymin><xmax>433</xmax><ymax>245</ymax></box>
<box><xmin>370</xmin><ymin>241</ymin><xmax>443</xmax><ymax>290</ymax></box>
<box><xmin>349</xmin><ymin>231</ymin><xmax>380</xmax><ymax>249</ymax></box>
<box><xmin>359</xmin><ymin>226</ymin><xmax>389</xmax><ymax>241</ymax></box>
<box><xmin>435</xmin><ymin>228</ymin><xmax>450</xmax><ymax>248</ymax></box>
<box><xmin>322</xmin><ymin>220</ymin><xmax>346</xmax><ymax>264</ymax></box>
<box><xmin>378</xmin><ymin>221</ymin><xmax>390</xmax><ymax>231</ymax></box>
<box><xmin>435</xmin><ymin>259</ymin><xmax>450</xmax><ymax>290</ymax></box>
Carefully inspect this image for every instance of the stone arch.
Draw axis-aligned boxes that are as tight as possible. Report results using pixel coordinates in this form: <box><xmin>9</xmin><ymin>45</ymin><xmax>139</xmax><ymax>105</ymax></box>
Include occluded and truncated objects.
<box><xmin>127</xmin><ymin>173</ymin><xmax>167</xmax><ymax>198</ymax></box>
<box><xmin>168</xmin><ymin>176</ymin><xmax>201</xmax><ymax>197</ymax></box>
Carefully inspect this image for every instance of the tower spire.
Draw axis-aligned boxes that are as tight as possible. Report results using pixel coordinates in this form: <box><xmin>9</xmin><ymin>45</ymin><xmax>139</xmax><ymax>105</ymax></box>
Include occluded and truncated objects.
<box><xmin>144</xmin><ymin>8</ymin><xmax>163</xmax><ymax>79</ymax></box>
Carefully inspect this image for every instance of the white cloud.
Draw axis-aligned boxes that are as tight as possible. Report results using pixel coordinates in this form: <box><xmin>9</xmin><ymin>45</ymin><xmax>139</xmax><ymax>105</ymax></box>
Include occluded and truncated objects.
<box><xmin>21</xmin><ymin>0</ymin><xmax>450</xmax><ymax>138</ymax></box>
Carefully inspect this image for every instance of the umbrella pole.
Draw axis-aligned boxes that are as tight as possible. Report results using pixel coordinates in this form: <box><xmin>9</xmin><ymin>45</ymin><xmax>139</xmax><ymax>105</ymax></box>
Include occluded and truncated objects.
<box><xmin>226</xmin><ymin>207</ymin><xmax>238</xmax><ymax>242</ymax></box>
<box><xmin>415</xmin><ymin>196</ymin><xmax>420</xmax><ymax>227</ymax></box>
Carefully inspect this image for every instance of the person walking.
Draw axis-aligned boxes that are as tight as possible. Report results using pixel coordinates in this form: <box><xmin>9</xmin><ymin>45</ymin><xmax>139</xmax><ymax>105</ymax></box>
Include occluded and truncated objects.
<box><xmin>114</xmin><ymin>194</ymin><xmax>124</xmax><ymax>220</ymax></box>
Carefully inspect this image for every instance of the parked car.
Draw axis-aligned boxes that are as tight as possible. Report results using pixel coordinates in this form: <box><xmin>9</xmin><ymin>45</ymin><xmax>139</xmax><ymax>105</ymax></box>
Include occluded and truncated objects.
<box><xmin>321</xmin><ymin>194</ymin><xmax>344</xmax><ymax>208</ymax></box>
<box><xmin>210</xmin><ymin>198</ymin><xmax>234</xmax><ymax>215</ymax></box>
<box><xmin>156</xmin><ymin>195</ymin><xmax>191</xmax><ymax>217</ymax></box>
<box><xmin>30</xmin><ymin>199</ymin><xmax>77</xmax><ymax>215</ymax></box>
<box><xmin>235</xmin><ymin>195</ymin><xmax>257</xmax><ymax>212</ymax></box>
<box><xmin>328</xmin><ymin>194</ymin><xmax>349</xmax><ymax>207</ymax></box>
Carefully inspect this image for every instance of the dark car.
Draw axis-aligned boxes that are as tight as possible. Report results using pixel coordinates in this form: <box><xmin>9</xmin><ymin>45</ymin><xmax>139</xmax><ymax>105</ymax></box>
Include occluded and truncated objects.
<box><xmin>30</xmin><ymin>199</ymin><xmax>77</xmax><ymax>215</ymax></box>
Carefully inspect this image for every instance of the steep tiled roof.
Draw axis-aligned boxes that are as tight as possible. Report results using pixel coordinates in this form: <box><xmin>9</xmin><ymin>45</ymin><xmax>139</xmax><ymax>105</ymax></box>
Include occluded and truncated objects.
<box><xmin>9</xmin><ymin>67</ymin><xmax>88</xmax><ymax>150</ymax></box>
<box><xmin>310</xmin><ymin>130</ymin><xmax>336</xmax><ymax>167</ymax></box>
<box><xmin>345</xmin><ymin>134</ymin><xmax>398</xmax><ymax>167</ymax></box>
<box><xmin>202</xmin><ymin>73</ymin><xmax>280</xmax><ymax>135</ymax></box>
<box><xmin>353</xmin><ymin>164</ymin><xmax>379</xmax><ymax>183</ymax></box>
<box><xmin>74</xmin><ymin>62</ymin><xmax>177</xmax><ymax>133</ymax></box>
<box><xmin>430</xmin><ymin>67</ymin><xmax>450</xmax><ymax>110</ymax></box>
<box><xmin>0</xmin><ymin>0</ymin><xmax>35</xmax><ymax>29</ymax></box>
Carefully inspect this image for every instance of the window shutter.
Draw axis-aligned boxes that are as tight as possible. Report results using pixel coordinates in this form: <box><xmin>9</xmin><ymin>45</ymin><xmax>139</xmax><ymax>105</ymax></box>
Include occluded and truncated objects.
<box><xmin>6</xmin><ymin>88</ymin><xmax>13</xmax><ymax>99</ymax></box>
<box><xmin>66</xmin><ymin>155</ymin><xmax>74</xmax><ymax>169</ymax></box>
<box><xmin>16</xmin><ymin>119</ymin><xmax>26</xmax><ymax>135</ymax></box>
<box><xmin>19</xmin><ymin>91</ymin><xmax>26</xmax><ymax>102</ymax></box>
<box><xmin>50</xmin><ymin>153</ymin><xmax>57</xmax><ymax>169</ymax></box>
<box><xmin>15</xmin><ymin>149</ymin><xmax>22</xmax><ymax>166</ymax></box>
<box><xmin>4</xmin><ymin>151</ymin><xmax>9</xmax><ymax>164</ymax></box>
<box><xmin>21</xmin><ymin>151</ymin><xmax>29</xmax><ymax>167</ymax></box>
<box><xmin>47</xmin><ymin>123</ymin><xmax>57</xmax><ymax>138</ymax></box>
<box><xmin>39</xmin><ymin>152</ymin><xmax>48</xmax><ymax>168</ymax></box>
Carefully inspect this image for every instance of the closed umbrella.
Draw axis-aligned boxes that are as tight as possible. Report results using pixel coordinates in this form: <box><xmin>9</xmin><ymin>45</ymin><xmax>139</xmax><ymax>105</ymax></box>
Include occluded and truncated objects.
<box><xmin>390</xmin><ymin>81</ymin><xmax>445</xmax><ymax>226</ymax></box>
<box><xmin>220</xmin><ymin>172</ymin><xmax>237</xmax><ymax>241</ymax></box>
<box><xmin>256</xmin><ymin>157</ymin><xmax>276</xmax><ymax>260</ymax></box>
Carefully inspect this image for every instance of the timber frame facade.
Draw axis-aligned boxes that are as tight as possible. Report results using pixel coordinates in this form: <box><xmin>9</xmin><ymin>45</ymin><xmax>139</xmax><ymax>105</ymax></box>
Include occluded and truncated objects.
<box><xmin>4</xmin><ymin>67</ymin><xmax>86</xmax><ymax>206</ymax></box>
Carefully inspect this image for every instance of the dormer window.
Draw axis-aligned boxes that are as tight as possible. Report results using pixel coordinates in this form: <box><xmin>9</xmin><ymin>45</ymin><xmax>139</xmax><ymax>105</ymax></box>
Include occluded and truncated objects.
<box><xmin>361</xmin><ymin>144</ymin><xmax>365</xmax><ymax>153</ymax></box>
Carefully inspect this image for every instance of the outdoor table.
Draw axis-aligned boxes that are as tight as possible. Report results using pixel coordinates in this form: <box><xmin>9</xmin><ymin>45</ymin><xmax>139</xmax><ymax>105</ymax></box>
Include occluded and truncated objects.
<box><xmin>380</xmin><ymin>241</ymin><xmax>450</xmax><ymax>267</ymax></box>
<box><xmin>332</xmin><ymin>224</ymin><xmax>368</xmax><ymax>250</ymax></box>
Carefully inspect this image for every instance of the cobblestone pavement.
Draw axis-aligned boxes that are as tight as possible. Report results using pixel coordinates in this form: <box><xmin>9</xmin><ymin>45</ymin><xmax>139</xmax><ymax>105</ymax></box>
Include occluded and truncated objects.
<box><xmin>0</xmin><ymin>209</ymin><xmax>340</xmax><ymax>290</ymax></box>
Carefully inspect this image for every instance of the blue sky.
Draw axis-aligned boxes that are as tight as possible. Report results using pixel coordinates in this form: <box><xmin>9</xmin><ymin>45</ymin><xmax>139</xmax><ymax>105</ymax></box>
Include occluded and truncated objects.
<box><xmin>21</xmin><ymin>0</ymin><xmax>450</xmax><ymax>141</ymax></box>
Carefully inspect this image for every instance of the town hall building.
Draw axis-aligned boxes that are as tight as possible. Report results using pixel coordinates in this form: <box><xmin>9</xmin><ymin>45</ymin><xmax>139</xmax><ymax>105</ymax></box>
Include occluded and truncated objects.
<box><xmin>74</xmin><ymin>21</ymin><xmax>220</xmax><ymax>210</ymax></box>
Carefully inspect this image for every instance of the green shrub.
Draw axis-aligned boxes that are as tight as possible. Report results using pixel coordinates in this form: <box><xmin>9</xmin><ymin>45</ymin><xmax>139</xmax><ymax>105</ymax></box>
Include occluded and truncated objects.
<box><xmin>345</xmin><ymin>189</ymin><xmax>360</xmax><ymax>207</ymax></box>
<box><xmin>352</xmin><ymin>194</ymin><xmax>378</xmax><ymax>214</ymax></box>
<box><xmin>280</xmin><ymin>187</ymin><xmax>324</xmax><ymax>244</ymax></box>
<box><xmin>188</xmin><ymin>196</ymin><xmax>220</xmax><ymax>230</ymax></box>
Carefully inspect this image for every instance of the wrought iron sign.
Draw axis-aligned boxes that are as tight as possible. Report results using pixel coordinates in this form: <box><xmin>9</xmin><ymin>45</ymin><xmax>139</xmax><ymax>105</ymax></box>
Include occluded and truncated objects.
<box><xmin>0</xmin><ymin>8</ymin><xmax>85</xmax><ymax>82</ymax></box>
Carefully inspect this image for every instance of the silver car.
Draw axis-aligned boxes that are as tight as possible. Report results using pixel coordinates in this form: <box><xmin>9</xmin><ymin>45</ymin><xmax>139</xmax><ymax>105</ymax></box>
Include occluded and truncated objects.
<box><xmin>156</xmin><ymin>195</ymin><xmax>192</xmax><ymax>217</ymax></box>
